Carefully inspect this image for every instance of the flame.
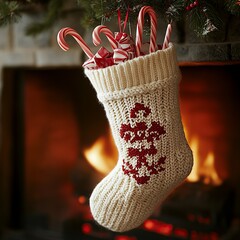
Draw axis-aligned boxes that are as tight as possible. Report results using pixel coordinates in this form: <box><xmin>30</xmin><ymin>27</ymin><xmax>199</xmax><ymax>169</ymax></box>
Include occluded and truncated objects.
<box><xmin>187</xmin><ymin>136</ymin><xmax>222</xmax><ymax>185</ymax></box>
<box><xmin>187</xmin><ymin>136</ymin><xmax>200</xmax><ymax>182</ymax></box>
<box><xmin>84</xmin><ymin>123</ymin><xmax>222</xmax><ymax>185</ymax></box>
<box><xmin>200</xmin><ymin>151</ymin><xmax>222</xmax><ymax>185</ymax></box>
<box><xmin>83</xmin><ymin>128</ymin><xmax>118</xmax><ymax>175</ymax></box>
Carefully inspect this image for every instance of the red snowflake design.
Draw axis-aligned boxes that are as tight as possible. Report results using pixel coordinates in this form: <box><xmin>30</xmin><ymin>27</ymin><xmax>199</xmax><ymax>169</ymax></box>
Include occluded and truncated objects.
<box><xmin>120</xmin><ymin>103</ymin><xmax>166</xmax><ymax>185</ymax></box>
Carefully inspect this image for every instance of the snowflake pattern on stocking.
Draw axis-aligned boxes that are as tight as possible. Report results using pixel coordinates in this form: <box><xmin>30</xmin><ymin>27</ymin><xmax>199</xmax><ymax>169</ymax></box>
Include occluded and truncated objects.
<box><xmin>120</xmin><ymin>103</ymin><xmax>166</xmax><ymax>185</ymax></box>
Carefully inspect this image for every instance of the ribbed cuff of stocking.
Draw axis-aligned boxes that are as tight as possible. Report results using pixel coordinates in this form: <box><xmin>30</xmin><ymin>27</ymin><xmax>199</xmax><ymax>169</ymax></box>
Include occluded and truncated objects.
<box><xmin>84</xmin><ymin>43</ymin><xmax>181</xmax><ymax>100</ymax></box>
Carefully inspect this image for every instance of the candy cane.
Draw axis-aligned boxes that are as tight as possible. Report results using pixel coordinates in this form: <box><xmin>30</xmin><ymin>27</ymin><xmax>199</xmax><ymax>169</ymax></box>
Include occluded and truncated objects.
<box><xmin>92</xmin><ymin>25</ymin><xmax>118</xmax><ymax>50</ymax></box>
<box><xmin>162</xmin><ymin>23</ymin><xmax>172</xmax><ymax>50</ymax></box>
<box><xmin>135</xmin><ymin>6</ymin><xmax>157</xmax><ymax>57</ymax></box>
<box><xmin>57</xmin><ymin>27</ymin><xmax>94</xmax><ymax>59</ymax></box>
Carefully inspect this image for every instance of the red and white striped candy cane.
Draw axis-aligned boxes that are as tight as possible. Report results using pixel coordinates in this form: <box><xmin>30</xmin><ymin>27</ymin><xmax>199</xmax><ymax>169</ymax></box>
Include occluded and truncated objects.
<box><xmin>135</xmin><ymin>6</ymin><xmax>157</xmax><ymax>57</ymax></box>
<box><xmin>57</xmin><ymin>27</ymin><xmax>94</xmax><ymax>59</ymax></box>
<box><xmin>162</xmin><ymin>23</ymin><xmax>172</xmax><ymax>50</ymax></box>
<box><xmin>92</xmin><ymin>25</ymin><xmax>118</xmax><ymax>50</ymax></box>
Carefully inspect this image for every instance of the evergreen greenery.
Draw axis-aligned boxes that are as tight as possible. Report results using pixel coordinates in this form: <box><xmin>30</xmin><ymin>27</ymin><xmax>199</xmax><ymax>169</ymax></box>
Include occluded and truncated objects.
<box><xmin>0</xmin><ymin>0</ymin><xmax>239</xmax><ymax>37</ymax></box>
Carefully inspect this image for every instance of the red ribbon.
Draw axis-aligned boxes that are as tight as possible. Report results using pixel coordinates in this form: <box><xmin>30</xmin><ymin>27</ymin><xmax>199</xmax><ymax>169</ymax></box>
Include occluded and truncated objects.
<box><xmin>118</xmin><ymin>7</ymin><xmax>129</xmax><ymax>33</ymax></box>
<box><xmin>83</xmin><ymin>31</ymin><xmax>136</xmax><ymax>69</ymax></box>
<box><xmin>83</xmin><ymin>43</ymin><xmax>135</xmax><ymax>70</ymax></box>
<box><xmin>82</xmin><ymin>47</ymin><xmax>114</xmax><ymax>70</ymax></box>
<box><xmin>83</xmin><ymin>7</ymin><xmax>136</xmax><ymax>69</ymax></box>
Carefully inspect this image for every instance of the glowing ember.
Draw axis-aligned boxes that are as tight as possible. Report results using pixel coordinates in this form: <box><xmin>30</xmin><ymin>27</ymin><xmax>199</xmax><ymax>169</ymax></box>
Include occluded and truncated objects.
<box><xmin>83</xmin><ymin>128</ymin><xmax>118</xmax><ymax>175</ymax></box>
<box><xmin>78</xmin><ymin>195</ymin><xmax>87</xmax><ymax>204</ymax></box>
<box><xmin>82</xmin><ymin>223</ymin><xmax>92</xmax><ymax>234</ymax></box>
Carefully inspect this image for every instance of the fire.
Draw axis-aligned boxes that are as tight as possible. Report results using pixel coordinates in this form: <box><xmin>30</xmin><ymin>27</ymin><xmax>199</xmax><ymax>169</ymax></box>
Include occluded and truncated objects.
<box><xmin>187</xmin><ymin>136</ymin><xmax>222</xmax><ymax>185</ymax></box>
<box><xmin>84</xmin><ymin>124</ymin><xmax>222</xmax><ymax>185</ymax></box>
<box><xmin>187</xmin><ymin>137</ymin><xmax>200</xmax><ymax>182</ymax></box>
<box><xmin>83</xmin><ymin>128</ymin><xmax>118</xmax><ymax>175</ymax></box>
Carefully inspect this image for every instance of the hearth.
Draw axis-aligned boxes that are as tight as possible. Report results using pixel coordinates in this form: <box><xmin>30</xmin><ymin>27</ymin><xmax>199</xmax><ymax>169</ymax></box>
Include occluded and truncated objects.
<box><xmin>1</xmin><ymin>63</ymin><xmax>240</xmax><ymax>240</ymax></box>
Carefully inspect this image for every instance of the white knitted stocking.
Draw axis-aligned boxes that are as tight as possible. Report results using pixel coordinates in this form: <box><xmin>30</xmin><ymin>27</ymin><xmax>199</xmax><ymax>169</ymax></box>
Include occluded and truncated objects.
<box><xmin>84</xmin><ymin>43</ymin><xmax>193</xmax><ymax>232</ymax></box>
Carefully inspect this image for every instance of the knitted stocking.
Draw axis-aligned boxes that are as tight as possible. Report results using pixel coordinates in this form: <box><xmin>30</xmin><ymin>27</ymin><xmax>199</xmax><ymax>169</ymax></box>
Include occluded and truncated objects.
<box><xmin>84</xmin><ymin>43</ymin><xmax>193</xmax><ymax>232</ymax></box>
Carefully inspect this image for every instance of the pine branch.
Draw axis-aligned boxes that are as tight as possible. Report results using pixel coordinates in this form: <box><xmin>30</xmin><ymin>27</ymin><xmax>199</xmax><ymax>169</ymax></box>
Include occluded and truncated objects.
<box><xmin>0</xmin><ymin>1</ymin><xmax>21</xmax><ymax>26</ymax></box>
<box><xmin>165</xmin><ymin>0</ymin><xmax>185</xmax><ymax>22</ymax></box>
<box><xmin>185</xmin><ymin>0</ymin><xmax>223</xmax><ymax>37</ymax></box>
<box><xmin>226</xmin><ymin>0</ymin><xmax>240</xmax><ymax>15</ymax></box>
<box><xmin>0</xmin><ymin>0</ymin><xmax>239</xmax><ymax>39</ymax></box>
<box><xmin>26</xmin><ymin>0</ymin><xmax>64</xmax><ymax>35</ymax></box>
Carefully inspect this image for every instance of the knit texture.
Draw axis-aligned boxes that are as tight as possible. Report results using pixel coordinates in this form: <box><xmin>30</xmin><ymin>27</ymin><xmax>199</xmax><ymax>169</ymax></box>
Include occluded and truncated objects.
<box><xmin>84</xmin><ymin>43</ymin><xmax>193</xmax><ymax>232</ymax></box>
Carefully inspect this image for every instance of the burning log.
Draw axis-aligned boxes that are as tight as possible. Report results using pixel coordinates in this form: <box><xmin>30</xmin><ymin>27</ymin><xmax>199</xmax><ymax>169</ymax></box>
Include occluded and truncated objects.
<box><xmin>153</xmin><ymin>181</ymin><xmax>236</xmax><ymax>239</ymax></box>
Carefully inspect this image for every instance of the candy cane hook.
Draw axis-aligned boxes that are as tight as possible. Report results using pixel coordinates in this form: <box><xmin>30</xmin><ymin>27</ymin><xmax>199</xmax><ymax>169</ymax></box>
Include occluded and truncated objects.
<box><xmin>135</xmin><ymin>6</ymin><xmax>157</xmax><ymax>57</ymax></box>
<box><xmin>57</xmin><ymin>27</ymin><xmax>94</xmax><ymax>59</ymax></box>
<box><xmin>92</xmin><ymin>25</ymin><xmax>118</xmax><ymax>50</ymax></box>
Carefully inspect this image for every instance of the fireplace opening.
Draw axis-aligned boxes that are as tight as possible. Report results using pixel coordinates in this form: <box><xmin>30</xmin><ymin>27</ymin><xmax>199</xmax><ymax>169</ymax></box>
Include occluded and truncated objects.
<box><xmin>1</xmin><ymin>64</ymin><xmax>240</xmax><ymax>240</ymax></box>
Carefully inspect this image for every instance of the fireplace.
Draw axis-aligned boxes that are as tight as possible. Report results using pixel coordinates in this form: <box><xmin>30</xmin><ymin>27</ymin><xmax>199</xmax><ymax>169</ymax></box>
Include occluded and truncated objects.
<box><xmin>1</xmin><ymin>62</ymin><xmax>240</xmax><ymax>240</ymax></box>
